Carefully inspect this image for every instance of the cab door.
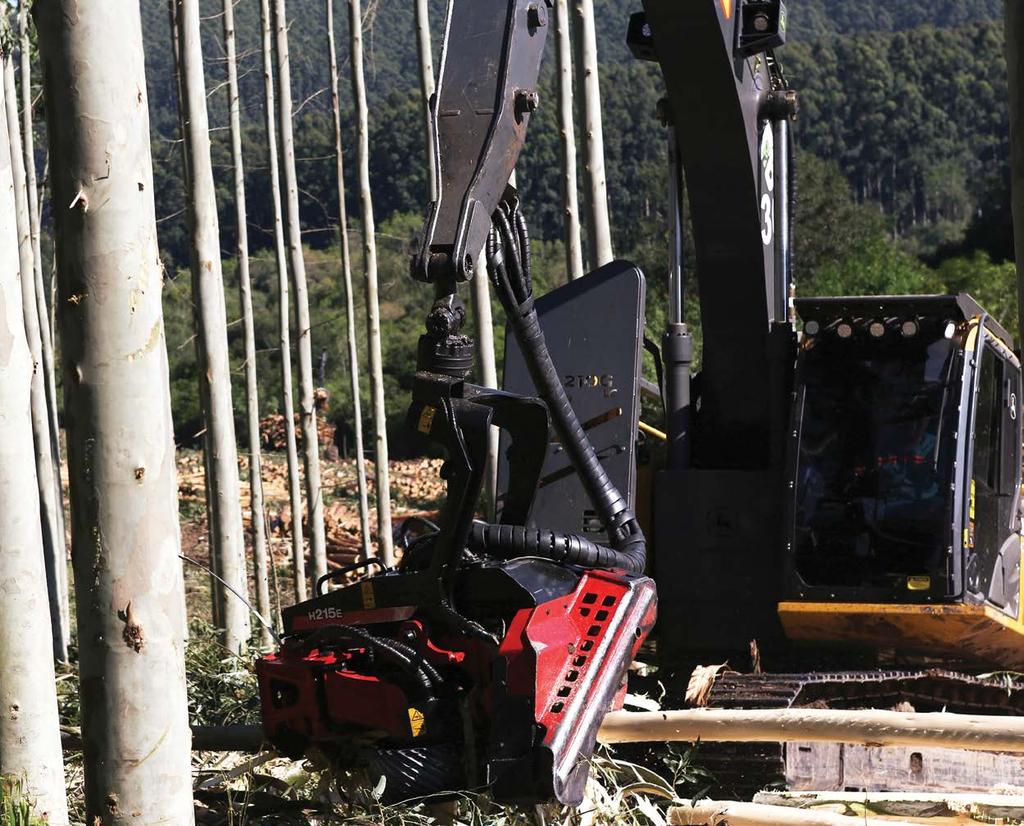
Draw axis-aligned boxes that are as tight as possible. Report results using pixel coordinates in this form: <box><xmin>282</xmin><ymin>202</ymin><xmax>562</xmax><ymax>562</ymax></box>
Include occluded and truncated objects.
<box><xmin>966</xmin><ymin>334</ymin><xmax>1022</xmax><ymax>616</ymax></box>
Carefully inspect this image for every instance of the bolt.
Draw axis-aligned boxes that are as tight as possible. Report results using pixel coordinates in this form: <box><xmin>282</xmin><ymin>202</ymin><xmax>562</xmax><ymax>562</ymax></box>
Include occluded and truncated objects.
<box><xmin>516</xmin><ymin>89</ymin><xmax>540</xmax><ymax>114</ymax></box>
<box><xmin>527</xmin><ymin>3</ymin><xmax>547</xmax><ymax>28</ymax></box>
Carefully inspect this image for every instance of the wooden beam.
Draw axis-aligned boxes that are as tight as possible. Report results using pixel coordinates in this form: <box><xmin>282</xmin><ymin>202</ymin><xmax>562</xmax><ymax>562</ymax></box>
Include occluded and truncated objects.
<box><xmin>598</xmin><ymin>708</ymin><xmax>1024</xmax><ymax>753</ymax></box>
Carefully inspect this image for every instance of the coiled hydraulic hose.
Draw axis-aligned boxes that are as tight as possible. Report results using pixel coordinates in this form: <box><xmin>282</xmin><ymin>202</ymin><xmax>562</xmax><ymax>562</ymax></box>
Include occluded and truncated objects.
<box><xmin>482</xmin><ymin>198</ymin><xmax>647</xmax><ymax>574</ymax></box>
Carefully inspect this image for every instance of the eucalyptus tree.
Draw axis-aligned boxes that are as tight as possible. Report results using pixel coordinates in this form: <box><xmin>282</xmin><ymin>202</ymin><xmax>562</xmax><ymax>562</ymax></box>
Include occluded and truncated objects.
<box><xmin>174</xmin><ymin>0</ymin><xmax>251</xmax><ymax>652</ymax></box>
<box><xmin>573</xmin><ymin>0</ymin><xmax>613</xmax><ymax>267</ymax></box>
<box><xmin>223</xmin><ymin>0</ymin><xmax>272</xmax><ymax>646</ymax></box>
<box><xmin>35</xmin><ymin>0</ymin><xmax>195</xmax><ymax>818</ymax></box>
<box><xmin>272</xmin><ymin>0</ymin><xmax>329</xmax><ymax>585</ymax></box>
<box><xmin>327</xmin><ymin>0</ymin><xmax>372</xmax><ymax>560</ymax></box>
<box><xmin>2</xmin><ymin>54</ymin><xmax>67</xmax><ymax>662</ymax></box>
<box><xmin>555</xmin><ymin>0</ymin><xmax>584</xmax><ymax>281</ymax></box>
<box><xmin>415</xmin><ymin>0</ymin><xmax>438</xmax><ymax>201</ymax></box>
<box><xmin>1008</xmin><ymin>0</ymin><xmax>1024</xmax><ymax>353</ymax></box>
<box><xmin>260</xmin><ymin>0</ymin><xmax>306</xmax><ymax>601</ymax></box>
<box><xmin>18</xmin><ymin>2</ymin><xmax>69</xmax><ymax>645</ymax></box>
<box><xmin>0</xmin><ymin>59</ymin><xmax>68</xmax><ymax>826</ymax></box>
<box><xmin>348</xmin><ymin>0</ymin><xmax>394</xmax><ymax>564</ymax></box>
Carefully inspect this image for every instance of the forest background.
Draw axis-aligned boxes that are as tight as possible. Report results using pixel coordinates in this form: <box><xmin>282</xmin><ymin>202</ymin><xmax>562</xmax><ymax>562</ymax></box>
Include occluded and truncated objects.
<box><xmin>61</xmin><ymin>0</ymin><xmax>1017</xmax><ymax>454</ymax></box>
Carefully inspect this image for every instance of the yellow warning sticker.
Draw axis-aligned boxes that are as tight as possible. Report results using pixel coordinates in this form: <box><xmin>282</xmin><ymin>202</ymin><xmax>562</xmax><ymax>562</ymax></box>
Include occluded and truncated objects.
<box><xmin>360</xmin><ymin>580</ymin><xmax>376</xmax><ymax>610</ymax></box>
<box><xmin>417</xmin><ymin>405</ymin><xmax>436</xmax><ymax>435</ymax></box>
<box><xmin>408</xmin><ymin>708</ymin><xmax>425</xmax><ymax>737</ymax></box>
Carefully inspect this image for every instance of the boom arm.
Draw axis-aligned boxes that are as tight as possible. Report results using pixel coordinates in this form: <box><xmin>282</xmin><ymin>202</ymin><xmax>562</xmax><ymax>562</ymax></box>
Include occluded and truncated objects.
<box><xmin>412</xmin><ymin>0</ymin><xmax>551</xmax><ymax>285</ymax></box>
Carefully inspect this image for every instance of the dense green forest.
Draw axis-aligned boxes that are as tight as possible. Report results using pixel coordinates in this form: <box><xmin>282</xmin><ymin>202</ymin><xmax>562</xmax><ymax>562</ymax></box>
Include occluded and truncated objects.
<box><xmin>127</xmin><ymin>0</ymin><xmax>1017</xmax><ymax>449</ymax></box>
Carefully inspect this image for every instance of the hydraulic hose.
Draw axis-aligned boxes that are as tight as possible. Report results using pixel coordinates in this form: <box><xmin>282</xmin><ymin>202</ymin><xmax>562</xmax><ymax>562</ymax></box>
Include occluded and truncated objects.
<box><xmin>483</xmin><ymin>201</ymin><xmax>647</xmax><ymax>575</ymax></box>
<box><xmin>469</xmin><ymin>522</ymin><xmax>629</xmax><ymax>570</ymax></box>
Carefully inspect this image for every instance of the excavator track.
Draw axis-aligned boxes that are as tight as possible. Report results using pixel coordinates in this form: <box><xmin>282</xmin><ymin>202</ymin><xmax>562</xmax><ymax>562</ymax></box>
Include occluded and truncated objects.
<box><xmin>698</xmin><ymin>670</ymin><xmax>1024</xmax><ymax>799</ymax></box>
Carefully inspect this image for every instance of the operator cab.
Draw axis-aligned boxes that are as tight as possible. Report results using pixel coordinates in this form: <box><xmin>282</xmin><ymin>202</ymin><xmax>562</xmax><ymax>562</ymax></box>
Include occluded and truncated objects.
<box><xmin>780</xmin><ymin>295</ymin><xmax>1024</xmax><ymax>667</ymax></box>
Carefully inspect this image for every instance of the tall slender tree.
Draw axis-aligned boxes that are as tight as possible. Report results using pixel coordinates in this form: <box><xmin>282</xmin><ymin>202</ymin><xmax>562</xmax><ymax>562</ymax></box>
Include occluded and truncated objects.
<box><xmin>18</xmin><ymin>8</ymin><xmax>66</xmax><ymax>623</ymax></box>
<box><xmin>555</xmin><ymin>0</ymin><xmax>584</xmax><ymax>281</ymax></box>
<box><xmin>272</xmin><ymin>0</ymin><xmax>329</xmax><ymax>586</ymax></box>
<box><xmin>35</xmin><ymin>0</ymin><xmax>195</xmax><ymax>818</ymax></box>
<box><xmin>260</xmin><ymin>0</ymin><xmax>306</xmax><ymax>602</ymax></box>
<box><xmin>223</xmin><ymin>0</ymin><xmax>272</xmax><ymax>647</ymax></box>
<box><xmin>348</xmin><ymin>0</ymin><xmax>395</xmax><ymax>564</ymax></box>
<box><xmin>3</xmin><ymin>56</ymin><xmax>67</xmax><ymax>663</ymax></box>
<box><xmin>414</xmin><ymin>0</ymin><xmax>438</xmax><ymax>202</ymax></box>
<box><xmin>0</xmin><ymin>60</ymin><xmax>68</xmax><ymax>826</ymax></box>
<box><xmin>573</xmin><ymin>0</ymin><xmax>613</xmax><ymax>268</ymax></box>
<box><xmin>1008</xmin><ymin>0</ymin><xmax>1024</xmax><ymax>354</ymax></box>
<box><xmin>327</xmin><ymin>0</ymin><xmax>372</xmax><ymax>560</ymax></box>
<box><xmin>175</xmin><ymin>0</ymin><xmax>251</xmax><ymax>652</ymax></box>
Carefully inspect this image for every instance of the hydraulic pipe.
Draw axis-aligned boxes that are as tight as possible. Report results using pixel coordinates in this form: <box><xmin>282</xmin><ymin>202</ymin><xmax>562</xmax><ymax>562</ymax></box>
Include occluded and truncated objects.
<box><xmin>663</xmin><ymin>124</ymin><xmax>693</xmax><ymax>469</ymax></box>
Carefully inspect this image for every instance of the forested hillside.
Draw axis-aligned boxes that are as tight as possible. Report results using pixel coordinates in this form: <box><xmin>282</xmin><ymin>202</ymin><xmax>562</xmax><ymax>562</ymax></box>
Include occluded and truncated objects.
<box><xmin>133</xmin><ymin>0</ymin><xmax>1016</xmax><ymax>446</ymax></box>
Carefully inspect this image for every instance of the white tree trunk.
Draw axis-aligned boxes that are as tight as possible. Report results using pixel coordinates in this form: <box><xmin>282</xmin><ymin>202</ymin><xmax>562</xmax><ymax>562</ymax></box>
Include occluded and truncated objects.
<box><xmin>223</xmin><ymin>0</ymin><xmax>272</xmax><ymax>648</ymax></box>
<box><xmin>175</xmin><ymin>0</ymin><xmax>251</xmax><ymax>653</ymax></box>
<box><xmin>18</xmin><ymin>8</ymin><xmax>67</xmax><ymax>640</ymax></box>
<box><xmin>327</xmin><ymin>0</ymin><xmax>372</xmax><ymax>561</ymax></box>
<box><xmin>414</xmin><ymin>0</ymin><xmax>438</xmax><ymax>202</ymax></box>
<box><xmin>555</xmin><ymin>0</ymin><xmax>584</xmax><ymax>282</ymax></box>
<box><xmin>0</xmin><ymin>62</ymin><xmax>68</xmax><ymax>826</ymax></box>
<box><xmin>260</xmin><ymin>0</ymin><xmax>306</xmax><ymax>603</ymax></box>
<box><xmin>348</xmin><ymin>0</ymin><xmax>395</xmax><ymax>565</ymax></box>
<box><xmin>1008</xmin><ymin>0</ymin><xmax>1024</xmax><ymax>352</ymax></box>
<box><xmin>2</xmin><ymin>57</ymin><xmax>68</xmax><ymax>663</ymax></box>
<box><xmin>34</xmin><ymin>0</ymin><xmax>195</xmax><ymax>818</ymax></box>
<box><xmin>272</xmin><ymin>0</ymin><xmax>329</xmax><ymax>587</ymax></box>
<box><xmin>573</xmin><ymin>0</ymin><xmax>613</xmax><ymax>268</ymax></box>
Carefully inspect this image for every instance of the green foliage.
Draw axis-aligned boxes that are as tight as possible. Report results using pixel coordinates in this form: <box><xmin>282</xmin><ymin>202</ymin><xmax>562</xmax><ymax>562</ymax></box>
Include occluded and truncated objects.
<box><xmin>186</xmin><ymin>621</ymin><xmax>262</xmax><ymax>727</ymax></box>
<box><xmin>936</xmin><ymin>251</ymin><xmax>1020</xmax><ymax>335</ymax></box>
<box><xmin>787</xmin><ymin>20</ymin><xmax>1008</xmax><ymax>245</ymax></box>
<box><xmin>0</xmin><ymin>778</ymin><xmax>45</xmax><ymax>826</ymax></box>
<box><xmin>811</xmin><ymin>234</ymin><xmax>938</xmax><ymax>297</ymax></box>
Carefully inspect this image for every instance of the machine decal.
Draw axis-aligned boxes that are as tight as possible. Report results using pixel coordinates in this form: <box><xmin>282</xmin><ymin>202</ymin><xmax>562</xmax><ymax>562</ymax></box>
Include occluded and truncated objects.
<box><xmin>417</xmin><ymin>404</ymin><xmax>436</xmax><ymax>434</ymax></box>
<box><xmin>360</xmin><ymin>580</ymin><xmax>376</xmax><ymax>610</ymax></box>
<box><xmin>760</xmin><ymin>126</ymin><xmax>775</xmax><ymax>245</ymax></box>
<box><xmin>407</xmin><ymin>708</ymin><xmax>425</xmax><ymax>737</ymax></box>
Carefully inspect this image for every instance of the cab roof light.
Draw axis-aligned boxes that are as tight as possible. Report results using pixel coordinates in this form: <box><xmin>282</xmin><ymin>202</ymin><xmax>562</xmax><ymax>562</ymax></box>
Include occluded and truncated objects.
<box><xmin>835</xmin><ymin>320</ymin><xmax>854</xmax><ymax>340</ymax></box>
<box><xmin>901</xmin><ymin>319</ymin><xmax>919</xmax><ymax>338</ymax></box>
<box><xmin>804</xmin><ymin>319</ymin><xmax>820</xmax><ymax>336</ymax></box>
<box><xmin>868</xmin><ymin>320</ymin><xmax>886</xmax><ymax>338</ymax></box>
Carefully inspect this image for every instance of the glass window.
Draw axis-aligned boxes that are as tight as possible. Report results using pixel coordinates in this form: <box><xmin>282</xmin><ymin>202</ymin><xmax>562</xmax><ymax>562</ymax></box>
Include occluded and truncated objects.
<box><xmin>794</xmin><ymin>325</ymin><xmax>960</xmax><ymax>589</ymax></box>
<box><xmin>973</xmin><ymin>348</ymin><xmax>1001</xmax><ymax>492</ymax></box>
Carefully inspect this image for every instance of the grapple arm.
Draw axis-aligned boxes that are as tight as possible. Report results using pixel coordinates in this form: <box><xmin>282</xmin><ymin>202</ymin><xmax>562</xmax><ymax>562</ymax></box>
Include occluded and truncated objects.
<box><xmin>412</xmin><ymin>0</ymin><xmax>551</xmax><ymax>285</ymax></box>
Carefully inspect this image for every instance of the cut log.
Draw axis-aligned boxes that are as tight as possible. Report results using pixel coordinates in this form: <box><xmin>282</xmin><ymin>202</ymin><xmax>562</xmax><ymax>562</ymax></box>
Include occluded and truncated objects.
<box><xmin>598</xmin><ymin>707</ymin><xmax>1024</xmax><ymax>753</ymax></box>
<box><xmin>753</xmin><ymin>791</ymin><xmax>1024</xmax><ymax>823</ymax></box>
<box><xmin>668</xmin><ymin>800</ymin><xmax>917</xmax><ymax>826</ymax></box>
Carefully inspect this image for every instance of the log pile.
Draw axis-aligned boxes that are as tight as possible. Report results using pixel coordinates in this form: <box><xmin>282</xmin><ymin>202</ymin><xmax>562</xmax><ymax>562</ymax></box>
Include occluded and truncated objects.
<box><xmin>258</xmin><ymin>412</ymin><xmax>334</xmax><ymax>451</ymax></box>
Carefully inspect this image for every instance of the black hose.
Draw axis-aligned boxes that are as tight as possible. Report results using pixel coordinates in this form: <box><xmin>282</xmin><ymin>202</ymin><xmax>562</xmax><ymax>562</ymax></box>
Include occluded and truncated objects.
<box><xmin>304</xmin><ymin>625</ymin><xmax>435</xmax><ymax>693</ymax></box>
<box><xmin>484</xmin><ymin>202</ymin><xmax>647</xmax><ymax>575</ymax></box>
<box><xmin>469</xmin><ymin>522</ymin><xmax>626</xmax><ymax>570</ymax></box>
